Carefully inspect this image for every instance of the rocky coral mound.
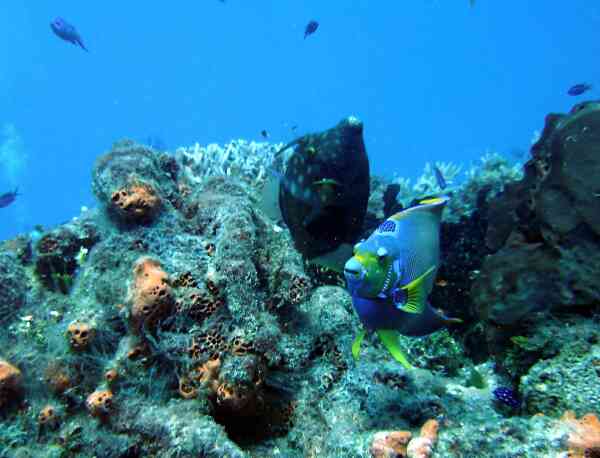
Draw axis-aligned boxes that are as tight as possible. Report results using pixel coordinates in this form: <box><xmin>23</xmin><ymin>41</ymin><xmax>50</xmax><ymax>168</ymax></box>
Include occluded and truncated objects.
<box><xmin>473</xmin><ymin>101</ymin><xmax>600</xmax><ymax>326</ymax></box>
<box><xmin>0</xmin><ymin>107</ymin><xmax>599</xmax><ymax>457</ymax></box>
<box><xmin>0</xmin><ymin>250</ymin><xmax>28</xmax><ymax>325</ymax></box>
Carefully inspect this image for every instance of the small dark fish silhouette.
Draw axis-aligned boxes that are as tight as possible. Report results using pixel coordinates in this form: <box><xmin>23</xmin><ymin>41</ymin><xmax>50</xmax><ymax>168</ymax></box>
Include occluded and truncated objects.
<box><xmin>433</xmin><ymin>165</ymin><xmax>447</xmax><ymax>190</ymax></box>
<box><xmin>0</xmin><ymin>188</ymin><xmax>19</xmax><ymax>209</ymax></box>
<box><xmin>304</xmin><ymin>20</ymin><xmax>319</xmax><ymax>39</ymax></box>
<box><xmin>261</xmin><ymin>130</ymin><xmax>269</xmax><ymax>139</ymax></box>
<box><xmin>568</xmin><ymin>83</ymin><xmax>592</xmax><ymax>96</ymax></box>
<box><xmin>50</xmin><ymin>17</ymin><xmax>88</xmax><ymax>51</ymax></box>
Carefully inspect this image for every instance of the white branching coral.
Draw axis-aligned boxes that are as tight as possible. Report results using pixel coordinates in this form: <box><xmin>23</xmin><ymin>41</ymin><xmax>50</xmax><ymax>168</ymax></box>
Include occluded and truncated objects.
<box><xmin>389</xmin><ymin>152</ymin><xmax>523</xmax><ymax>222</ymax></box>
<box><xmin>413</xmin><ymin>162</ymin><xmax>463</xmax><ymax>195</ymax></box>
<box><xmin>175</xmin><ymin>140</ymin><xmax>284</xmax><ymax>187</ymax></box>
<box><xmin>392</xmin><ymin>161</ymin><xmax>463</xmax><ymax>208</ymax></box>
<box><xmin>445</xmin><ymin>151</ymin><xmax>523</xmax><ymax>222</ymax></box>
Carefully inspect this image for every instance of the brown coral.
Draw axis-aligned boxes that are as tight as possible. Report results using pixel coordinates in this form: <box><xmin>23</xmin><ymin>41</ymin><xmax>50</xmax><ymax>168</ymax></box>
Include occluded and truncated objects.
<box><xmin>130</xmin><ymin>257</ymin><xmax>172</xmax><ymax>329</ymax></box>
<box><xmin>230</xmin><ymin>337</ymin><xmax>254</xmax><ymax>356</ymax></box>
<box><xmin>67</xmin><ymin>321</ymin><xmax>95</xmax><ymax>350</ymax></box>
<box><xmin>0</xmin><ymin>359</ymin><xmax>22</xmax><ymax>409</ymax></box>
<box><xmin>370</xmin><ymin>431</ymin><xmax>412</xmax><ymax>458</ymax></box>
<box><xmin>563</xmin><ymin>411</ymin><xmax>600</xmax><ymax>458</ymax></box>
<box><xmin>188</xmin><ymin>330</ymin><xmax>226</xmax><ymax>360</ymax></box>
<box><xmin>186</xmin><ymin>289</ymin><xmax>223</xmax><ymax>320</ymax></box>
<box><xmin>86</xmin><ymin>389</ymin><xmax>114</xmax><ymax>418</ymax></box>
<box><xmin>111</xmin><ymin>182</ymin><xmax>160</xmax><ymax>223</ymax></box>
<box><xmin>173</xmin><ymin>272</ymin><xmax>197</xmax><ymax>288</ymax></box>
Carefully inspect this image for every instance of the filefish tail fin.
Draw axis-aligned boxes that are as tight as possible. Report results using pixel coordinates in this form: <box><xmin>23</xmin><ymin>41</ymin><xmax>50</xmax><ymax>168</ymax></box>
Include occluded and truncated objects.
<box><xmin>376</xmin><ymin>329</ymin><xmax>413</xmax><ymax>369</ymax></box>
<box><xmin>352</xmin><ymin>329</ymin><xmax>366</xmax><ymax>361</ymax></box>
<box><xmin>399</xmin><ymin>265</ymin><xmax>436</xmax><ymax>314</ymax></box>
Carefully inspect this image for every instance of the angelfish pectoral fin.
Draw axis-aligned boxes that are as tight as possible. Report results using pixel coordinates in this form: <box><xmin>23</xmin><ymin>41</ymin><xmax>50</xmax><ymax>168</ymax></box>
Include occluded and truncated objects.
<box><xmin>352</xmin><ymin>329</ymin><xmax>366</xmax><ymax>361</ymax></box>
<box><xmin>399</xmin><ymin>265</ymin><xmax>436</xmax><ymax>314</ymax></box>
<box><xmin>376</xmin><ymin>329</ymin><xmax>413</xmax><ymax>370</ymax></box>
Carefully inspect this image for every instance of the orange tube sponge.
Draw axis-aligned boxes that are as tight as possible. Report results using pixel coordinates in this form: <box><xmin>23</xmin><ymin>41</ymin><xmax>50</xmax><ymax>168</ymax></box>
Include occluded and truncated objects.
<box><xmin>110</xmin><ymin>182</ymin><xmax>160</xmax><ymax>224</ymax></box>
<box><xmin>407</xmin><ymin>419</ymin><xmax>439</xmax><ymax>458</ymax></box>
<box><xmin>370</xmin><ymin>431</ymin><xmax>412</xmax><ymax>458</ymax></box>
<box><xmin>130</xmin><ymin>257</ymin><xmax>172</xmax><ymax>329</ymax></box>
<box><xmin>564</xmin><ymin>412</ymin><xmax>600</xmax><ymax>457</ymax></box>
<box><xmin>86</xmin><ymin>389</ymin><xmax>114</xmax><ymax>418</ymax></box>
<box><xmin>67</xmin><ymin>321</ymin><xmax>95</xmax><ymax>350</ymax></box>
<box><xmin>0</xmin><ymin>359</ymin><xmax>22</xmax><ymax>409</ymax></box>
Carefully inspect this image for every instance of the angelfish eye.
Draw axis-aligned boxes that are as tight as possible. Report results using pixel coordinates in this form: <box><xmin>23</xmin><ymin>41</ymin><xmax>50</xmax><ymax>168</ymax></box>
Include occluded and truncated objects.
<box><xmin>376</xmin><ymin>247</ymin><xmax>388</xmax><ymax>260</ymax></box>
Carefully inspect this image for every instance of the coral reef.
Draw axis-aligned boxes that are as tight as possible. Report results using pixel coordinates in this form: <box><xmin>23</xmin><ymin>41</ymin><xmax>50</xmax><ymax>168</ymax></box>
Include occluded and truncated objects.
<box><xmin>0</xmin><ymin>251</ymin><xmax>28</xmax><ymax>325</ymax></box>
<box><xmin>519</xmin><ymin>316</ymin><xmax>600</xmax><ymax>417</ymax></box>
<box><xmin>473</xmin><ymin>101</ymin><xmax>600</xmax><ymax>327</ymax></box>
<box><xmin>0</xmin><ymin>102</ymin><xmax>599</xmax><ymax>457</ymax></box>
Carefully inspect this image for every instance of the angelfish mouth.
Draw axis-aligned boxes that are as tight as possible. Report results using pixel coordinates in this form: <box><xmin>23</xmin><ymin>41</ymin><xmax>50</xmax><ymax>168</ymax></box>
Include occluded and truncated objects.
<box><xmin>343</xmin><ymin>265</ymin><xmax>364</xmax><ymax>296</ymax></box>
<box><xmin>343</xmin><ymin>267</ymin><xmax>361</xmax><ymax>277</ymax></box>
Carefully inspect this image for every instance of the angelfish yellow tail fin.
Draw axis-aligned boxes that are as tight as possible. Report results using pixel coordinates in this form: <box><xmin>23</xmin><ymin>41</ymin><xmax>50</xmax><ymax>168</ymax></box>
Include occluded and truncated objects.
<box><xmin>352</xmin><ymin>329</ymin><xmax>366</xmax><ymax>361</ymax></box>
<box><xmin>376</xmin><ymin>329</ymin><xmax>413</xmax><ymax>369</ymax></box>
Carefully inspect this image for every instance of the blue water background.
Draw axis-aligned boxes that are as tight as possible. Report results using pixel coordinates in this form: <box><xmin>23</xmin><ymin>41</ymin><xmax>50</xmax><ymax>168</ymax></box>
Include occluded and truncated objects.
<box><xmin>1</xmin><ymin>0</ymin><xmax>599</xmax><ymax>240</ymax></box>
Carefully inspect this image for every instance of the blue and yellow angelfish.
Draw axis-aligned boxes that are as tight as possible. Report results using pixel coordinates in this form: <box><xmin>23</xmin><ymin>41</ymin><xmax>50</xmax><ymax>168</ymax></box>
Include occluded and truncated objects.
<box><xmin>343</xmin><ymin>196</ymin><xmax>461</xmax><ymax>369</ymax></box>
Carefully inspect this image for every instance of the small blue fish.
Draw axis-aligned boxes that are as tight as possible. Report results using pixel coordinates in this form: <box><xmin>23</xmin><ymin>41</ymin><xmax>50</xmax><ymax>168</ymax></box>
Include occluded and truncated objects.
<box><xmin>50</xmin><ymin>17</ymin><xmax>88</xmax><ymax>52</ymax></box>
<box><xmin>304</xmin><ymin>20</ymin><xmax>319</xmax><ymax>39</ymax></box>
<box><xmin>433</xmin><ymin>165</ymin><xmax>447</xmax><ymax>190</ymax></box>
<box><xmin>0</xmin><ymin>188</ymin><xmax>19</xmax><ymax>209</ymax></box>
<box><xmin>493</xmin><ymin>387</ymin><xmax>521</xmax><ymax>408</ymax></box>
<box><xmin>567</xmin><ymin>83</ymin><xmax>592</xmax><ymax>96</ymax></box>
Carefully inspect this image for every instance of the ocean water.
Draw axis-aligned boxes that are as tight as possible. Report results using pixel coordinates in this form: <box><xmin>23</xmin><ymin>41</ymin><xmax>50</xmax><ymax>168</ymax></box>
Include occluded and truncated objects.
<box><xmin>1</xmin><ymin>0</ymin><xmax>598</xmax><ymax>240</ymax></box>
